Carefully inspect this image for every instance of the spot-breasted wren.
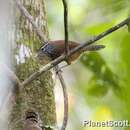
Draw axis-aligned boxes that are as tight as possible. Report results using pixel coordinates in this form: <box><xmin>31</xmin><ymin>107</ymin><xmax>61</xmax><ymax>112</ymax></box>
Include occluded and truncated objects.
<box><xmin>37</xmin><ymin>40</ymin><xmax>105</xmax><ymax>64</ymax></box>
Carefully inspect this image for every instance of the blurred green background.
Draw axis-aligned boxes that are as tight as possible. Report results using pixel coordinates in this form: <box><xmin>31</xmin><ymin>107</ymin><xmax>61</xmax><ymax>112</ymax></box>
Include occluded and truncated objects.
<box><xmin>46</xmin><ymin>0</ymin><xmax>130</xmax><ymax>130</ymax></box>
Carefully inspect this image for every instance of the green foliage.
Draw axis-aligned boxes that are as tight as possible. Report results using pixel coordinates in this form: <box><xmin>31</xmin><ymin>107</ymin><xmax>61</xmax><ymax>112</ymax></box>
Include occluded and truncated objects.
<box><xmin>80</xmin><ymin>52</ymin><xmax>120</xmax><ymax>90</ymax></box>
<box><xmin>86</xmin><ymin>22</ymin><xmax>114</xmax><ymax>35</ymax></box>
<box><xmin>46</xmin><ymin>0</ymin><xmax>130</xmax><ymax>130</ymax></box>
<box><xmin>87</xmin><ymin>75</ymin><xmax>108</xmax><ymax>97</ymax></box>
<box><xmin>127</xmin><ymin>22</ymin><xmax>130</xmax><ymax>32</ymax></box>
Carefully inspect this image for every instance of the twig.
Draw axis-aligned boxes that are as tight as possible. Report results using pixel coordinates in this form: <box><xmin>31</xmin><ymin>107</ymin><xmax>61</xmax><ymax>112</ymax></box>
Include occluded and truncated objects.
<box><xmin>59</xmin><ymin>1</ymin><xmax>69</xmax><ymax>129</ymax></box>
<box><xmin>60</xmin><ymin>1</ymin><xmax>69</xmax><ymax>129</ymax></box>
<box><xmin>55</xmin><ymin>66</ymin><xmax>68</xmax><ymax>130</ymax></box>
<box><xmin>62</xmin><ymin>0</ymin><xmax>69</xmax><ymax>55</ymax></box>
<box><xmin>21</xmin><ymin>56</ymin><xmax>64</xmax><ymax>86</ymax></box>
<box><xmin>22</xmin><ymin>16</ymin><xmax>130</xmax><ymax>86</ymax></box>
<box><xmin>15</xmin><ymin>0</ymin><xmax>47</xmax><ymax>41</ymax></box>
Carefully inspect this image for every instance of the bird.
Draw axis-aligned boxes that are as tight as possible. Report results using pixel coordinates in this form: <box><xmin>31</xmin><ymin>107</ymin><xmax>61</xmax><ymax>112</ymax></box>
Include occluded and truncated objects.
<box><xmin>37</xmin><ymin>40</ymin><xmax>105</xmax><ymax>64</ymax></box>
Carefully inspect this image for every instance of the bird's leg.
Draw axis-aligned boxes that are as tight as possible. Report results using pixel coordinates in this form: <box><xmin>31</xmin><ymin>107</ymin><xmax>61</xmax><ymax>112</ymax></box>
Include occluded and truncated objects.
<box><xmin>54</xmin><ymin>64</ymin><xmax>69</xmax><ymax>75</ymax></box>
<box><xmin>54</xmin><ymin>65</ymin><xmax>63</xmax><ymax>74</ymax></box>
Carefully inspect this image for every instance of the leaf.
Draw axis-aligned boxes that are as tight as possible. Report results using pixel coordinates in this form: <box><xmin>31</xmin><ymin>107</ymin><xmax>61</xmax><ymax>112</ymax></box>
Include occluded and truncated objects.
<box><xmin>80</xmin><ymin>52</ymin><xmax>121</xmax><ymax>92</ymax></box>
<box><xmin>87</xmin><ymin>76</ymin><xmax>108</xmax><ymax>97</ymax></box>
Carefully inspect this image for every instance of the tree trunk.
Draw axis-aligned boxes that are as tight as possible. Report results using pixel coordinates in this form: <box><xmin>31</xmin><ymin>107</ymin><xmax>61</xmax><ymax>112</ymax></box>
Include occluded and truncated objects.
<box><xmin>9</xmin><ymin>0</ymin><xmax>56</xmax><ymax>130</ymax></box>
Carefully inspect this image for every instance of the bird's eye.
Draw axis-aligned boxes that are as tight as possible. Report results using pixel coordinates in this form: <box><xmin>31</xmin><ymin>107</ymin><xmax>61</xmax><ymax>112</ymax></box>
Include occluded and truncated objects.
<box><xmin>41</xmin><ymin>47</ymin><xmax>45</xmax><ymax>51</ymax></box>
<box><xmin>41</xmin><ymin>43</ymin><xmax>48</xmax><ymax>51</ymax></box>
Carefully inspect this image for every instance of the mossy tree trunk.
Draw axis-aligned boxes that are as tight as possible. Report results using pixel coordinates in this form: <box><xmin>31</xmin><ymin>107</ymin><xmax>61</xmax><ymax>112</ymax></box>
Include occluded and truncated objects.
<box><xmin>10</xmin><ymin>0</ymin><xmax>56</xmax><ymax>129</ymax></box>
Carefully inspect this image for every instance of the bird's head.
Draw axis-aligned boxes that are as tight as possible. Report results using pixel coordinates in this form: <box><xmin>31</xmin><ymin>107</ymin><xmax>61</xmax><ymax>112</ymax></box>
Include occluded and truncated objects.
<box><xmin>36</xmin><ymin>42</ymin><xmax>52</xmax><ymax>64</ymax></box>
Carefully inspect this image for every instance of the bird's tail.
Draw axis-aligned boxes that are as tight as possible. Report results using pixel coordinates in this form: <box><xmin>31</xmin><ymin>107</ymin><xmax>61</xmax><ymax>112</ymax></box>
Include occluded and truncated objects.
<box><xmin>82</xmin><ymin>44</ymin><xmax>105</xmax><ymax>52</ymax></box>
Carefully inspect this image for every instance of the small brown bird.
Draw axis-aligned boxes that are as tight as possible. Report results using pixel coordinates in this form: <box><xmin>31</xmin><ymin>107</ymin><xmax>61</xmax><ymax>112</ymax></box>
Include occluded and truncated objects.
<box><xmin>37</xmin><ymin>40</ymin><xmax>105</xmax><ymax>64</ymax></box>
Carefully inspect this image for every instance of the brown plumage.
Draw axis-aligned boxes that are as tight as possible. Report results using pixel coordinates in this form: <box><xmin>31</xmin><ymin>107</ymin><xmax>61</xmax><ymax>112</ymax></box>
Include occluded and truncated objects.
<box><xmin>37</xmin><ymin>40</ymin><xmax>105</xmax><ymax>64</ymax></box>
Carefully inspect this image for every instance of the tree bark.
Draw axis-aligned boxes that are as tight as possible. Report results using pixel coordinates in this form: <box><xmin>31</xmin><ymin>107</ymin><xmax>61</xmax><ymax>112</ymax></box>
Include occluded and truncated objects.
<box><xmin>9</xmin><ymin>0</ymin><xmax>56</xmax><ymax>130</ymax></box>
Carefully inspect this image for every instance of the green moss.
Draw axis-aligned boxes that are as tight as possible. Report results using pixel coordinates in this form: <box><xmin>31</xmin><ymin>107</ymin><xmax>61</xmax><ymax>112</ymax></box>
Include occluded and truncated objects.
<box><xmin>10</xmin><ymin>0</ymin><xmax>56</xmax><ymax>129</ymax></box>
